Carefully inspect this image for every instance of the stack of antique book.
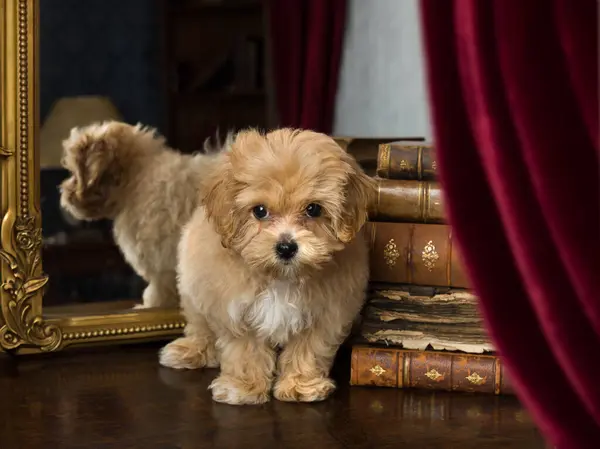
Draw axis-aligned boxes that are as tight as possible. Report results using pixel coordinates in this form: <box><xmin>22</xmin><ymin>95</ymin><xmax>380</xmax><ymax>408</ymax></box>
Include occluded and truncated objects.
<box><xmin>351</xmin><ymin>141</ymin><xmax>514</xmax><ymax>395</ymax></box>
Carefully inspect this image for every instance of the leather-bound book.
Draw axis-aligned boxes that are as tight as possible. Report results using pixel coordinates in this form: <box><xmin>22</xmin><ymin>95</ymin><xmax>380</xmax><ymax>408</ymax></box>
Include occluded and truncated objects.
<box><xmin>365</xmin><ymin>222</ymin><xmax>469</xmax><ymax>288</ymax></box>
<box><xmin>334</xmin><ymin>137</ymin><xmax>424</xmax><ymax>175</ymax></box>
<box><xmin>369</xmin><ymin>179</ymin><xmax>445</xmax><ymax>223</ymax></box>
<box><xmin>376</xmin><ymin>142</ymin><xmax>437</xmax><ymax>180</ymax></box>
<box><xmin>350</xmin><ymin>345</ymin><xmax>514</xmax><ymax>395</ymax></box>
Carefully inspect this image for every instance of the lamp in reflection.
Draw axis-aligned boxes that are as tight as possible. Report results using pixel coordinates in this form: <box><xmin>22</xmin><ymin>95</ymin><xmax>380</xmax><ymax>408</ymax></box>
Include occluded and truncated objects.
<box><xmin>41</xmin><ymin>95</ymin><xmax>123</xmax><ymax>169</ymax></box>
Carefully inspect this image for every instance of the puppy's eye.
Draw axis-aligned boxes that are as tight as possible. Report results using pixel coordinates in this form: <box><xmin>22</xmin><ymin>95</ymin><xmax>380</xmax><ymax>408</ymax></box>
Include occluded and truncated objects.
<box><xmin>252</xmin><ymin>205</ymin><xmax>269</xmax><ymax>220</ymax></box>
<box><xmin>305</xmin><ymin>203</ymin><xmax>322</xmax><ymax>218</ymax></box>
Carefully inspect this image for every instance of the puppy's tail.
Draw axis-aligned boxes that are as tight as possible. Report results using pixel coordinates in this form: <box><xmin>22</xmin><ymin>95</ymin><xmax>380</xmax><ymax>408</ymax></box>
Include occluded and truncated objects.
<box><xmin>202</xmin><ymin>128</ymin><xmax>235</xmax><ymax>154</ymax></box>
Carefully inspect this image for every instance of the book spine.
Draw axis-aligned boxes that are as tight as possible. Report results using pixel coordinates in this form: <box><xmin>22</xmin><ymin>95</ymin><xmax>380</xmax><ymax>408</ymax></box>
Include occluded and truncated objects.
<box><xmin>350</xmin><ymin>345</ymin><xmax>514</xmax><ymax>395</ymax></box>
<box><xmin>376</xmin><ymin>142</ymin><xmax>437</xmax><ymax>180</ymax></box>
<box><xmin>365</xmin><ymin>222</ymin><xmax>469</xmax><ymax>288</ymax></box>
<box><xmin>334</xmin><ymin>138</ymin><xmax>424</xmax><ymax>176</ymax></box>
<box><xmin>369</xmin><ymin>179</ymin><xmax>445</xmax><ymax>223</ymax></box>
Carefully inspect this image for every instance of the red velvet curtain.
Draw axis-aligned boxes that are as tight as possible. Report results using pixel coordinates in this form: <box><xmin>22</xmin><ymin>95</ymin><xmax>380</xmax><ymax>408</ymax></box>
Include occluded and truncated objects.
<box><xmin>419</xmin><ymin>1</ymin><xmax>599</xmax><ymax>448</ymax></box>
<box><xmin>268</xmin><ymin>0</ymin><xmax>346</xmax><ymax>133</ymax></box>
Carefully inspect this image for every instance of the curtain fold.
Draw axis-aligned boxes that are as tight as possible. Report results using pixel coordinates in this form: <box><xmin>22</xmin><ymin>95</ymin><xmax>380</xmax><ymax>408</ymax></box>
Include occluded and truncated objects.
<box><xmin>420</xmin><ymin>1</ymin><xmax>599</xmax><ymax>448</ymax></box>
<box><xmin>268</xmin><ymin>0</ymin><xmax>346</xmax><ymax>133</ymax></box>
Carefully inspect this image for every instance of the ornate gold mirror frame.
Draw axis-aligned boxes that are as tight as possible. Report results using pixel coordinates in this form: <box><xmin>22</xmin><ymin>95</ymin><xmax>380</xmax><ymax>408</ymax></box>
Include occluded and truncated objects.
<box><xmin>0</xmin><ymin>0</ymin><xmax>184</xmax><ymax>355</ymax></box>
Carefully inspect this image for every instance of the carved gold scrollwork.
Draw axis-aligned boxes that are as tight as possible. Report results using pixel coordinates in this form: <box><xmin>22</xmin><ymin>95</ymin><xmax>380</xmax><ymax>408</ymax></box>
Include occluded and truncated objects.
<box><xmin>0</xmin><ymin>217</ymin><xmax>62</xmax><ymax>352</ymax></box>
<box><xmin>0</xmin><ymin>146</ymin><xmax>14</xmax><ymax>157</ymax></box>
<box><xmin>63</xmin><ymin>322</ymin><xmax>185</xmax><ymax>340</ymax></box>
<box><xmin>0</xmin><ymin>0</ymin><xmax>62</xmax><ymax>352</ymax></box>
<box><xmin>383</xmin><ymin>239</ymin><xmax>400</xmax><ymax>268</ymax></box>
<box><xmin>421</xmin><ymin>240</ymin><xmax>439</xmax><ymax>272</ymax></box>
<box><xmin>399</xmin><ymin>160</ymin><xmax>408</xmax><ymax>170</ymax></box>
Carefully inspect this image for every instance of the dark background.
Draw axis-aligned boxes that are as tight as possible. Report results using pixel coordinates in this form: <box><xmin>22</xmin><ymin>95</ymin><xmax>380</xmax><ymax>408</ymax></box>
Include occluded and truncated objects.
<box><xmin>40</xmin><ymin>0</ymin><xmax>165</xmax><ymax>131</ymax></box>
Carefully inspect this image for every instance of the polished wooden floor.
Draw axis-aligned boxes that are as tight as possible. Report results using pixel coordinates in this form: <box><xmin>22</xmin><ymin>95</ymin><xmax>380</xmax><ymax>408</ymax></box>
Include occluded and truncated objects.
<box><xmin>0</xmin><ymin>343</ymin><xmax>546</xmax><ymax>449</ymax></box>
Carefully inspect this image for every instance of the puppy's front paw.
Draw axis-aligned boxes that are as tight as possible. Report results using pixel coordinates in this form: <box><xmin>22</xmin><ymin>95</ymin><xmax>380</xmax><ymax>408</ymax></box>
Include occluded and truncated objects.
<box><xmin>273</xmin><ymin>375</ymin><xmax>336</xmax><ymax>402</ymax></box>
<box><xmin>159</xmin><ymin>337</ymin><xmax>219</xmax><ymax>370</ymax></box>
<box><xmin>209</xmin><ymin>375</ymin><xmax>271</xmax><ymax>405</ymax></box>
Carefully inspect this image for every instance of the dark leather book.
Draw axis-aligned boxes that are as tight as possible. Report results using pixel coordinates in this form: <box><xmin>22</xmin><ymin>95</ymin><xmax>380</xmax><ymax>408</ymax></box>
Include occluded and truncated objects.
<box><xmin>365</xmin><ymin>222</ymin><xmax>469</xmax><ymax>288</ymax></box>
<box><xmin>334</xmin><ymin>137</ymin><xmax>425</xmax><ymax>175</ymax></box>
<box><xmin>350</xmin><ymin>345</ymin><xmax>514</xmax><ymax>395</ymax></box>
<box><xmin>376</xmin><ymin>142</ymin><xmax>437</xmax><ymax>180</ymax></box>
<box><xmin>369</xmin><ymin>179</ymin><xmax>445</xmax><ymax>223</ymax></box>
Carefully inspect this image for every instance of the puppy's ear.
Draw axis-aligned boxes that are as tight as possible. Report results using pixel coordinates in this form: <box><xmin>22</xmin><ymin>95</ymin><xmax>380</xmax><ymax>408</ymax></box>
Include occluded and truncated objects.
<box><xmin>201</xmin><ymin>154</ymin><xmax>242</xmax><ymax>249</ymax></box>
<box><xmin>71</xmin><ymin>141</ymin><xmax>116</xmax><ymax>189</ymax></box>
<box><xmin>332</xmin><ymin>156</ymin><xmax>376</xmax><ymax>244</ymax></box>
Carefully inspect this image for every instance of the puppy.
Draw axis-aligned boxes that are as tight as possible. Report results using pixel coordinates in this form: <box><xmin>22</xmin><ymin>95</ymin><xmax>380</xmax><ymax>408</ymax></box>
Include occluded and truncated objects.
<box><xmin>60</xmin><ymin>121</ymin><xmax>229</xmax><ymax>308</ymax></box>
<box><xmin>159</xmin><ymin>128</ymin><xmax>375</xmax><ymax>405</ymax></box>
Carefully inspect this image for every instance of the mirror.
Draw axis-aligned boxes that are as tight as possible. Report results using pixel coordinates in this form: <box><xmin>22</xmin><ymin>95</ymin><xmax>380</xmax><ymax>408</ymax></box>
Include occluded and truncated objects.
<box><xmin>0</xmin><ymin>0</ymin><xmax>274</xmax><ymax>354</ymax></box>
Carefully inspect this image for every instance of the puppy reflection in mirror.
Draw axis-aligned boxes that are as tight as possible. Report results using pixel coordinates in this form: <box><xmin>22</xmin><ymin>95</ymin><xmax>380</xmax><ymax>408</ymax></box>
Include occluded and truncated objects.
<box><xmin>59</xmin><ymin>121</ymin><xmax>229</xmax><ymax>308</ymax></box>
<box><xmin>160</xmin><ymin>129</ymin><xmax>375</xmax><ymax>405</ymax></box>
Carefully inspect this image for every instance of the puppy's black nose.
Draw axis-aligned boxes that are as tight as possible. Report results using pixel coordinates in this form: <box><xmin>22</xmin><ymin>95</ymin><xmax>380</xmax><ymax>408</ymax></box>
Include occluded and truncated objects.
<box><xmin>275</xmin><ymin>239</ymin><xmax>298</xmax><ymax>261</ymax></box>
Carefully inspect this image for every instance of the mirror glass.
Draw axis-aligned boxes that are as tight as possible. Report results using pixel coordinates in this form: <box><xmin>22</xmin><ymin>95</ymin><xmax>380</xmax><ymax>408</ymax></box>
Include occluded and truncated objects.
<box><xmin>39</xmin><ymin>0</ymin><xmax>271</xmax><ymax>311</ymax></box>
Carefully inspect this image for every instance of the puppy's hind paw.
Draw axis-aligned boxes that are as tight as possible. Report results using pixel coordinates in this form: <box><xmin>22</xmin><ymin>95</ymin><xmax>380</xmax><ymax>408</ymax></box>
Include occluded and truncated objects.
<box><xmin>159</xmin><ymin>337</ymin><xmax>219</xmax><ymax>370</ymax></box>
<box><xmin>273</xmin><ymin>375</ymin><xmax>336</xmax><ymax>403</ymax></box>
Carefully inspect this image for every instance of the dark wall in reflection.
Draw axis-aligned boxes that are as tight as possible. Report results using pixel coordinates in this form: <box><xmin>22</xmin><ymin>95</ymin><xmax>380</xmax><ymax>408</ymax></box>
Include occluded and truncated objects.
<box><xmin>40</xmin><ymin>0</ymin><xmax>165</xmax><ymax>130</ymax></box>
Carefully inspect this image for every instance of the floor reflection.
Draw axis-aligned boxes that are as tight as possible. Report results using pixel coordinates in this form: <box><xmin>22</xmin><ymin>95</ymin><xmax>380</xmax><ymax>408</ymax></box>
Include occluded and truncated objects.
<box><xmin>0</xmin><ymin>344</ymin><xmax>545</xmax><ymax>449</ymax></box>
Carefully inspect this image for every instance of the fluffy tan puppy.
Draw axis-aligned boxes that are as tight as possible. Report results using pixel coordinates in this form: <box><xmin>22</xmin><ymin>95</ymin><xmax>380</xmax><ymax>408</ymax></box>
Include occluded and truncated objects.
<box><xmin>60</xmin><ymin>121</ymin><xmax>226</xmax><ymax>308</ymax></box>
<box><xmin>159</xmin><ymin>128</ymin><xmax>375</xmax><ymax>405</ymax></box>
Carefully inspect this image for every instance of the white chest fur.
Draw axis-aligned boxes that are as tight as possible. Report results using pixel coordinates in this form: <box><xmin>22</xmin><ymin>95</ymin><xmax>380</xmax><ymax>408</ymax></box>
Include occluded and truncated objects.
<box><xmin>230</xmin><ymin>280</ymin><xmax>311</xmax><ymax>344</ymax></box>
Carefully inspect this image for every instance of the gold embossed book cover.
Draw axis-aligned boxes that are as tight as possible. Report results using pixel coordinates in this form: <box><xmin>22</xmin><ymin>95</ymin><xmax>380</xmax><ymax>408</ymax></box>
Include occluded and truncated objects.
<box><xmin>350</xmin><ymin>345</ymin><xmax>514</xmax><ymax>395</ymax></box>
<box><xmin>376</xmin><ymin>142</ymin><xmax>437</xmax><ymax>181</ymax></box>
<box><xmin>365</xmin><ymin>222</ymin><xmax>469</xmax><ymax>288</ymax></box>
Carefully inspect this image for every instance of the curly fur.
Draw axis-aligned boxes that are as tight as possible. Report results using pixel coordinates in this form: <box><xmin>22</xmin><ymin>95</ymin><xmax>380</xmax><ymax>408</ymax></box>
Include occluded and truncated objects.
<box><xmin>59</xmin><ymin>121</ymin><xmax>227</xmax><ymax>308</ymax></box>
<box><xmin>159</xmin><ymin>128</ymin><xmax>376</xmax><ymax>405</ymax></box>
